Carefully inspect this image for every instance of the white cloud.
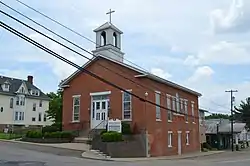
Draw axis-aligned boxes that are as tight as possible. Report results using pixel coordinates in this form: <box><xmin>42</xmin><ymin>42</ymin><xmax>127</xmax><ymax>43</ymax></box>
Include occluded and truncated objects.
<box><xmin>151</xmin><ymin>68</ymin><xmax>172</xmax><ymax>79</ymax></box>
<box><xmin>210</xmin><ymin>0</ymin><xmax>250</xmax><ymax>34</ymax></box>
<box><xmin>183</xmin><ymin>55</ymin><xmax>200</xmax><ymax>67</ymax></box>
<box><xmin>170</xmin><ymin>45</ymin><xmax>182</xmax><ymax>53</ymax></box>
<box><xmin>0</xmin><ymin>69</ymin><xmax>33</xmax><ymax>80</ymax></box>
<box><xmin>188</xmin><ymin>66</ymin><xmax>214</xmax><ymax>83</ymax></box>
<box><xmin>184</xmin><ymin>41</ymin><xmax>250</xmax><ymax>66</ymax></box>
<box><xmin>26</xmin><ymin>33</ymin><xmax>89</xmax><ymax>80</ymax></box>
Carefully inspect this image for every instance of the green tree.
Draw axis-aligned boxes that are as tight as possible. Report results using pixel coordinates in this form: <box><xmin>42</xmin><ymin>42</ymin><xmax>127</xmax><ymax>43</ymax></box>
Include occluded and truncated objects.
<box><xmin>205</xmin><ymin>113</ymin><xmax>230</xmax><ymax>120</ymax></box>
<box><xmin>46</xmin><ymin>89</ymin><xmax>63</xmax><ymax>130</ymax></box>
<box><xmin>234</xmin><ymin>97</ymin><xmax>250</xmax><ymax>129</ymax></box>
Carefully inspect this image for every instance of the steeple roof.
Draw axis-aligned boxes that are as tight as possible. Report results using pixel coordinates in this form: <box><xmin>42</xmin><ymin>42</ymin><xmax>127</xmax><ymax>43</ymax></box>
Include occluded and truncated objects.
<box><xmin>93</xmin><ymin>22</ymin><xmax>123</xmax><ymax>34</ymax></box>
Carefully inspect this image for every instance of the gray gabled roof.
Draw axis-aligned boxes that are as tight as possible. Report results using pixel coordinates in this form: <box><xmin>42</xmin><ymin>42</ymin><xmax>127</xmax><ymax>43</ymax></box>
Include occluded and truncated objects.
<box><xmin>93</xmin><ymin>22</ymin><xmax>123</xmax><ymax>34</ymax></box>
<box><xmin>59</xmin><ymin>55</ymin><xmax>202</xmax><ymax>97</ymax></box>
<box><xmin>205</xmin><ymin>119</ymin><xmax>246</xmax><ymax>134</ymax></box>
<box><xmin>0</xmin><ymin>75</ymin><xmax>50</xmax><ymax>100</ymax></box>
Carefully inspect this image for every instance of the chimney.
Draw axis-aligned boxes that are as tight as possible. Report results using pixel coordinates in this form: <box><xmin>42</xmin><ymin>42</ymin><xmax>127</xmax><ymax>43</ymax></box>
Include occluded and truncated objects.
<box><xmin>27</xmin><ymin>75</ymin><xmax>33</xmax><ymax>84</ymax></box>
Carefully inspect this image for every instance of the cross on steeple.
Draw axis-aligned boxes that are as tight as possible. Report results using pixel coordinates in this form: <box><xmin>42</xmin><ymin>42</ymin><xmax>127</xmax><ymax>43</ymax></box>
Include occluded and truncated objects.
<box><xmin>106</xmin><ymin>9</ymin><xmax>115</xmax><ymax>23</ymax></box>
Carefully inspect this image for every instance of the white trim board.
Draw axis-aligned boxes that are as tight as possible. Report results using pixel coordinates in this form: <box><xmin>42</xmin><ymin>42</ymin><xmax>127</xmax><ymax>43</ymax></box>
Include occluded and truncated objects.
<box><xmin>90</xmin><ymin>91</ymin><xmax>111</xmax><ymax>96</ymax></box>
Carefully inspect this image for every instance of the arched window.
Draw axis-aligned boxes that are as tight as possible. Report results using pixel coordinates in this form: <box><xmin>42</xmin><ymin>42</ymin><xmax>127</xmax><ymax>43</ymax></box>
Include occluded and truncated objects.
<box><xmin>21</xmin><ymin>87</ymin><xmax>24</xmax><ymax>93</ymax></box>
<box><xmin>113</xmin><ymin>32</ymin><xmax>117</xmax><ymax>47</ymax></box>
<box><xmin>101</xmin><ymin>31</ymin><xmax>106</xmax><ymax>46</ymax></box>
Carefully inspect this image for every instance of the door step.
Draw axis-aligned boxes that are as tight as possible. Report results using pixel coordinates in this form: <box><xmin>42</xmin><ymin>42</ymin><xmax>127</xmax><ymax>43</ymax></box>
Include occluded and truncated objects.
<box><xmin>90</xmin><ymin>149</ymin><xmax>111</xmax><ymax>158</ymax></box>
<box><xmin>73</xmin><ymin>137</ymin><xmax>90</xmax><ymax>144</ymax></box>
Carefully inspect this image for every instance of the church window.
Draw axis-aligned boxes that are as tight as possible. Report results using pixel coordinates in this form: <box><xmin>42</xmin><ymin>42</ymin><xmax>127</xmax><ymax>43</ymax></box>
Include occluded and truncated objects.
<box><xmin>113</xmin><ymin>32</ymin><xmax>117</xmax><ymax>47</ymax></box>
<box><xmin>101</xmin><ymin>31</ymin><xmax>106</xmax><ymax>46</ymax></box>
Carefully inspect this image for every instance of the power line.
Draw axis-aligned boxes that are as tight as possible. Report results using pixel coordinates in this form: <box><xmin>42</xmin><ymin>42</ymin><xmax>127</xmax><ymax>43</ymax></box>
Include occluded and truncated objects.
<box><xmin>8</xmin><ymin>0</ymin><xmax>233</xmax><ymax>112</ymax></box>
<box><xmin>0</xmin><ymin>7</ymin><xmax>201</xmax><ymax>110</ymax></box>
<box><xmin>0</xmin><ymin>20</ymin><xmax>205</xmax><ymax>121</ymax></box>
<box><xmin>13</xmin><ymin>0</ymin><xmax>150</xmax><ymax>73</ymax></box>
<box><xmin>0</xmin><ymin>5</ymin><xmax>210</xmax><ymax>111</ymax></box>
<box><xmin>1</xmin><ymin>0</ymin><xmax>231</xmax><ymax>113</ymax></box>
<box><xmin>0</xmin><ymin>6</ymin><xmax>232</xmax><ymax>121</ymax></box>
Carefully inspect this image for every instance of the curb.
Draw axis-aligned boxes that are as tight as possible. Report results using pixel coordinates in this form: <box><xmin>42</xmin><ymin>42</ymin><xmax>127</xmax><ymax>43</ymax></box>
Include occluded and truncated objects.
<box><xmin>81</xmin><ymin>151</ymin><xmax>225</xmax><ymax>162</ymax></box>
<box><xmin>0</xmin><ymin>139</ymin><xmax>87</xmax><ymax>153</ymax></box>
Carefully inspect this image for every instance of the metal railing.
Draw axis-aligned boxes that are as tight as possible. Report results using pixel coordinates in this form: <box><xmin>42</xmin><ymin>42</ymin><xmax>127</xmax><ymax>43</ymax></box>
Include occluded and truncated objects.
<box><xmin>88</xmin><ymin>120</ymin><xmax>107</xmax><ymax>149</ymax></box>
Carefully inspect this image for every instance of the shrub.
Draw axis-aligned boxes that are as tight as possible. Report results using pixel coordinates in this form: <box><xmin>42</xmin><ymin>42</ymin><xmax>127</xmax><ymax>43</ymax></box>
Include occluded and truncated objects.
<box><xmin>100</xmin><ymin>130</ymin><xmax>107</xmax><ymax>136</ymax></box>
<box><xmin>43</xmin><ymin>131</ymin><xmax>74</xmax><ymax>139</ymax></box>
<box><xmin>42</xmin><ymin>125</ymin><xmax>59</xmax><ymax>134</ymax></box>
<box><xmin>26</xmin><ymin>131</ymin><xmax>43</xmax><ymax>138</ymax></box>
<box><xmin>101</xmin><ymin>131</ymin><xmax>123</xmax><ymax>142</ymax></box>
<box><xmin>122</xmin><ymin>122</ymin><xmax>132</xmax><ymax>135</ymax></box>
<box><xmin>60</xmin><ymin>131</ymin><xmax>73</xmax><ymax>139</ymax></box>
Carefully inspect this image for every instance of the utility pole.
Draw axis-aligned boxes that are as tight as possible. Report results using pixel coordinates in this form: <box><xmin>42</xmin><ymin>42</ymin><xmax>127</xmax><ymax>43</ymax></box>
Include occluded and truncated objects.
<box><xmin>225</xmin><ymin>89</ymin><xmax>238</xmax><ymax>151</ymax></box>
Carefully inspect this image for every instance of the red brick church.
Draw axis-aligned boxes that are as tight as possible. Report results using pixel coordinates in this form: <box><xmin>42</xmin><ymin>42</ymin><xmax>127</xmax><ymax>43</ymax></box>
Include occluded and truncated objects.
<box><xmin>60</xmin><ymin>20</ymin><xmax>202</xmax><ymax>157</ymax></box>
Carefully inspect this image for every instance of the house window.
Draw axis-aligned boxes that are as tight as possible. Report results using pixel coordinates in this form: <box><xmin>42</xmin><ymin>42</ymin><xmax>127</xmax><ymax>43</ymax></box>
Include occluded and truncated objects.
<box><xmin>172</xmin><ymin>96</ymin><xmax>176</xmax><ymax>111</ymax></box>
<box><xmin>167</xmin><ymin>94</ymin><xmax>172</xmax><ymax>121</ymax></box>
<box><xmin>38</xmin><ymin>113</ymin><xmax>42</xmax><ymax>122</ymax></box>
<box><xmin>122</xmin><ymin>90</ymin><xmax>132</xmax><ymax>120</ymax></box>
<box><xmin>32</xmin><ymin>117</ymin><xmax>36</xmax><ymax>121</ymax></box>
<box><xmin>33</xmin><ymin>103</ymin><xmax>36</xmax><ymax>111</ymax></box>
<box><xmin>14</xmin><ymin>112</ymin><xmax>24</xmax><ymax>121</ymax></box>
<box><xmin>35</xmin><ymin>91</ymin><xmax>39</xmax><ymax>96</ymax></box>
<box><xmin>168</xmin><ymin>131</ymin><xmax>172</xmax><ymax>147</ymax></box>
<box><xmin>73</xmin><ymin>95</ymin><xmax>80</xmax><ymax>122</ymax></box>
<box><xmin>191</xmin><ymin>101</ymin><xmax>195</xmax><ymax>122</ymax></box>
<box><xmin>39</xmin><ymin>100</ymin><xmax>42</xmax><ymax>107</ymax></box>
<box><xmin>184</xmin><ymin>100</ymin><xmax>188</xmax><ymax>122</ymax></box>
<box><xmin>186</xmin><ymin>131</ymin><xmax>190</xmax><ymax>145</ymax></box>
<box><xmin>155</xmin><ymin>91</ymin><xmax>161</xmax><ymax>120</ymax></box>
<box><xmin>20</xmin><ymin>96</ymin><xmax>25</xmax><ymax>106</ymax></box>
<box><xmin>21</xmin><ymin>112</ymin><xmax>24</xmax><ymax>120</ymax></box>
<box><xmin>0</xmin><ymin>107</ymin><xmax>3</xmax><ymax>112</ymax></box>
<box><xmin>16</xmin><ymin>96</ymin><xmax>19</xmax><ymax>105</ymax></box>
<box><xmin>21</xmin><ymin>87</ymin><xmax>24</xmax><ymax>93</ymax></box>
<box><xmin>15</xmin><ymin>112</ymin><xmax>18</xmax><ymax>121</ymax></box>
<box><xmin>10</xmin><ymin>98</ymin><xmax>13</xmax><ymax>108</ymax></box>
<box><xmin>44</xmin><ymin>114</ymin><xmax>47</xmax><ymax>122</ymax></box>
<box><xmin>4</xmin><ymin>84</ymin><xmax>8</xmax><ymax>89</ymax></box>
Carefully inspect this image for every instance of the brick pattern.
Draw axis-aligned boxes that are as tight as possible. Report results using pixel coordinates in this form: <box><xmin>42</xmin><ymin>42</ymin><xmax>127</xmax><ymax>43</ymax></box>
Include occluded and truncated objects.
<box><xmin>62</xmin><ymin>58</ymin><xmax>200</xmax><ymax>157</ymax></box>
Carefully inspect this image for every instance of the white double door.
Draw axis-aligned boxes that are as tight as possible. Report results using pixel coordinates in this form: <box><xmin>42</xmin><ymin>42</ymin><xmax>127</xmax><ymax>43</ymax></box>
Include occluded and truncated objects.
<box><xmin>91</xmin><ymin>99</ymin><xmax>109</xmax><ymax>129</ymax></box>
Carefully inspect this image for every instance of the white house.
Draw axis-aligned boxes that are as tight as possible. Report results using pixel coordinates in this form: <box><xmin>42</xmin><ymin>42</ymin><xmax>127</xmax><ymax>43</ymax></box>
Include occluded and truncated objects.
<box><xmin>0</xmin><ymin>75</ymin><xmax>52</xmax><ymax>131</ymax></box>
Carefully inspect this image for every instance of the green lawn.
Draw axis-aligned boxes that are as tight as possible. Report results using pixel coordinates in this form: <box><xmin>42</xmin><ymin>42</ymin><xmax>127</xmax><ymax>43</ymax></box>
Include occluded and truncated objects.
<box><xmin>0</xmin><ymin>133</ymin><xmax>23</xmax><ymax>140</ymax></box>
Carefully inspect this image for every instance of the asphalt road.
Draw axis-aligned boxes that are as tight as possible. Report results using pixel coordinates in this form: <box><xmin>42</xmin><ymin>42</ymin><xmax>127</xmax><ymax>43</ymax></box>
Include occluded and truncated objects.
<box><xmin>1</xmin><ymin>141</ymin><xmax>250</xmax><ymax>166</ymax></box>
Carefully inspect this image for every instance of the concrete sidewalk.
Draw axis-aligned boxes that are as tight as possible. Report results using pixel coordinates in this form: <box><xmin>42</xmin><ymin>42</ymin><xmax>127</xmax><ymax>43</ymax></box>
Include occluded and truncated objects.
<box><xmin>0</xmin><ymin>139</ymin><xmax>90</xmax><ymax>152</ymax></box>
<box><xmin>0</xmin><ymin>139</ymin><xmax>224</xmax><ymax>162</ymax></box>
<box><xmin>81</xmin><ymin>150</ymin><xmax>225</xmax><ymax>162</ymax></box>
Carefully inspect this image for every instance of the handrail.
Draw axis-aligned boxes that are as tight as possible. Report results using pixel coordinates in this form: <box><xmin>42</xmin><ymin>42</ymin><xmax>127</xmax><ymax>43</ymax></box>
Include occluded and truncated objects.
<box><xmin>88</xmin><ymin>120</ymin><xmax>108</xmax><ymax>150</ymax></box>
<box><xmin>88</xmin><ymin>120</ymin><xmax>107</xmax><ymax>137</ymax></box>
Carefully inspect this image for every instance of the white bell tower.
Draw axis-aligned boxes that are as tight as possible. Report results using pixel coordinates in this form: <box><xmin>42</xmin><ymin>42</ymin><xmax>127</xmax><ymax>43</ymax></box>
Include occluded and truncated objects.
<box><xmin>92</xmin><ymin>9</ymin><xmax>125</xmax><ymax>62</ymax></box>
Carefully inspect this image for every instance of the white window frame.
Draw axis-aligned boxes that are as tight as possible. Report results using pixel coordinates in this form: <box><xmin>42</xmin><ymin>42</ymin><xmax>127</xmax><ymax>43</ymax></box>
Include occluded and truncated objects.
<box><xmin>155</xmin><ymin>91</ymin><xmax>161</xmax><ymax>121</ymax></box>
<box><xmin>14</xmin><ymin>111</ymin><xmax>24</xmax><ymax>121</ymax></box>
<box><xmin>72</xmin><ymin>95</ymin><xmax>81</xmax><ymax>122</ymax></box>
<box><xmin>176</xmin><ymin>93</ymin><xmax>180</xmax><ymax>113</ymax></box>
<box><xmin>184</xmin><ymin>99</ymin><xmax>188</xmax><ymax>122</ymax></box>
<box><xmin>168</xmin><ymin>131</ymin><xmax>173</xmax><ymax>147</ymax></box>
<box><xmin>166</xmin><ymin>94</ymin><xmax>172</xmax><ymax>122</ymax></box>
<box><xmin>172</xmin><ymin>96</ymin><xmax>176</xmax><ymax>111</ymax></box>
<box><xmin>122</xmin><ymin>89</ymin><xmax>132</xmax><ymax>121</ymax></box>
<box><xmin>186</xmin><ymin>131</ymin><xmax>190</xmax><ymax>145</ymax></box>
<box><xmin>180</xmin><ymin>98</ymin><xmax>183</xmax><ymax>113</ymax></box>
<box><xmin>191</xmin><ymin>101</ymin><xmax>195</xmax><ymax>123</ymax></box>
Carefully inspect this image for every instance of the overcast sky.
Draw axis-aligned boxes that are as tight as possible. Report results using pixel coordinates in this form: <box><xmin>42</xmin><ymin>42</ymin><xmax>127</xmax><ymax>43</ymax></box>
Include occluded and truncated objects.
<box><xmin>0</xmin><ymin>0</ymin><xmax>249</xmax><ymax>114</ymax></box>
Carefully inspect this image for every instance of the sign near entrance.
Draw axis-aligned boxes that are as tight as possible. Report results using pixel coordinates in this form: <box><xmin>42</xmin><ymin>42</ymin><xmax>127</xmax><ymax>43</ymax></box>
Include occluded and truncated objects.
<box><xmin>107</xmin><ymin>119</ymin><xmax>122</xmax><ymax>133</ymax></box>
